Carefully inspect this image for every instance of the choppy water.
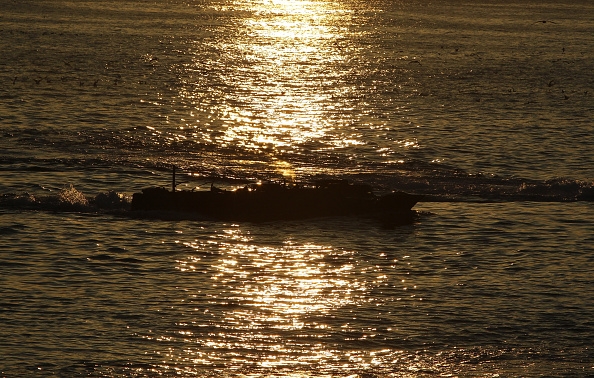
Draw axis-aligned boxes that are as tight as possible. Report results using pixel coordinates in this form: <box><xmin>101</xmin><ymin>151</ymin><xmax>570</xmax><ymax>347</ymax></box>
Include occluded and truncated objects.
<box><xmin>1</xmin><ymin>0</ymin><xmax>593</xmax><ymax>376</ymax></box>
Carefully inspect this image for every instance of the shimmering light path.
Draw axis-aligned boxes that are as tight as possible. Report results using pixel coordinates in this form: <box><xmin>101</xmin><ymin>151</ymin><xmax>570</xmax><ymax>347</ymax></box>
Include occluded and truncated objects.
<box><xmin>170</xmin><ymin>0</ymin><xmax>419</xmax><ymax>179</ymax></box>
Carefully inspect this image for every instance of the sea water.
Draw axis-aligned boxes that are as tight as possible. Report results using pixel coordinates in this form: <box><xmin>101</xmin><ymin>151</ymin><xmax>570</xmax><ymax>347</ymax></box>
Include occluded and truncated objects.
<box><xmin>1</xmin><ymin>0</ymin><xmax>593</xmax><ymax>376</ymax></box>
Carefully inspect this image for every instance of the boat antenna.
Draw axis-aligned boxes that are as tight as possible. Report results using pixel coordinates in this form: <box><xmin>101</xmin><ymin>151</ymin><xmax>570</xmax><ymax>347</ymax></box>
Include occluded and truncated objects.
<box><xmin>172</xmin><ymin>165</ymin><xmax>176</xmax><ymax>192</ymax></box>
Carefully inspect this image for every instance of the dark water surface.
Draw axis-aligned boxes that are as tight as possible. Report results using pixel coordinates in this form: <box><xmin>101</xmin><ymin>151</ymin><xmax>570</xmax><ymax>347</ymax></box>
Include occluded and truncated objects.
<box><xmin>1</xmin><ymin>0</ymin><xmax>593</xmax><ymax>376</ymax></box>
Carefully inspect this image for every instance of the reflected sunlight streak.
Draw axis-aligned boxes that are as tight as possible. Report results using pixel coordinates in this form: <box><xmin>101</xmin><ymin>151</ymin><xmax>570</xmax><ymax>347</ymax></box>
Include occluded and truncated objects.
<box><xmin>215</xmin><ymin>242</ymin><xmax>363</xmax><ymax>316</ymax></box>
<box><xmin>172</xmin><ymin>226</ymin><xmax>383</xmax><ymax>369</ymax></box>
<box><xmin>183</xmin><ymin>0</ymin><xmax>357</xmax><ymax>159</ymax></box>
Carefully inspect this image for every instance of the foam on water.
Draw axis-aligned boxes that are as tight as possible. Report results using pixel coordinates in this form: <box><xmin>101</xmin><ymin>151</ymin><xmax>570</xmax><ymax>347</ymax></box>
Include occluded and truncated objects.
<box><xmin>0</xmin><ymin>186</ymin><xmax>130</xmax><ymax>213</ymax></box>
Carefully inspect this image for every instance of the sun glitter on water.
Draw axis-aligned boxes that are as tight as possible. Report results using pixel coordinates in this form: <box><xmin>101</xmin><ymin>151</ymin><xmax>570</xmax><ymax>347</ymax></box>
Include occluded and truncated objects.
<box><xmin>178</xmin><ymin>0</ymin><xmax>360</xmax><ymax>160</ymax></box>
<box><xmin>173</xmin><ymin>227</ymin><xmax>375</xmax><ymax>371</ymax></box>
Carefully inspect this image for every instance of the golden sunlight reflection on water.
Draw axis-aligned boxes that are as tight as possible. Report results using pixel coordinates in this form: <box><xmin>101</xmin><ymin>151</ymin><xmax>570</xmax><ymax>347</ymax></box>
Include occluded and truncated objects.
<box><xmin>182</xmin><ymin>1</ymin><xmax>363</xmax><ymax>161</ymax></box>
<box><xmin>172</xmin><ymin>225</ymin><xmax>389</xmax><ymax>371</ymax></box>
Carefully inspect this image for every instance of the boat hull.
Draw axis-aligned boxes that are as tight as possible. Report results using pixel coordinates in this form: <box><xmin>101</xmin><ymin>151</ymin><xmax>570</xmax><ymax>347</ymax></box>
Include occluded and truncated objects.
<box><xmin>130</xmin><ymin>184</ymin><xmax>422</xmax><ymax>223</ymax></box>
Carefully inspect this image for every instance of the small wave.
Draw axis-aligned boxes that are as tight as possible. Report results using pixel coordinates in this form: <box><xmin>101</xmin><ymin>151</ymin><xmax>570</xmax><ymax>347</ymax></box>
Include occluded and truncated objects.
<box><xmin>362</xmin><ymin>169</ymin><xmax>594</xmax><ymax>203</ymax></box>
<box><xmin>92</xmin><ymin>191</ymin><xmax>131</xmax><ymax>210</ymax></box>
<box><xmin>58</xmin><ymin>184</ymin><xmax>89</xmax><ymax>210</ymax></box>
<box><xmin>0</xmin><ymin>185</ymin><xmax>131</xmax><ymax>213</ymax></box>
<box><xmin>88</xmin><ymin>254</ymin><xmax>115</xmax><ymax>261</ymax></box>
<box><xmin>517</xmin><ymin>178</ymin><xmax>594</xmax><ymax>202</ymax></box>
<box><xmin>0</xmin><ymin>223</ymin><xmax>27</xmax><ymax>235</ymax></box>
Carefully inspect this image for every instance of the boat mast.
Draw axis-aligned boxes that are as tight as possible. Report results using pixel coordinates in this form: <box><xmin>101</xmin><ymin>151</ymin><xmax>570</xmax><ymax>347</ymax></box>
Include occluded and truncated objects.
<box><xmin>172</xmin><ymin>165</ymin><xmax>176</xmax><ymax>192</ymax></box>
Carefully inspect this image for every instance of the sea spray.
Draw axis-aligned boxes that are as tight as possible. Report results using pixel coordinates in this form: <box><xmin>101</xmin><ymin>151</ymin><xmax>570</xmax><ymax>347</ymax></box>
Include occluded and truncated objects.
<box><xmin>57</xmin><ymin>184</ymin><xmax>89</xmax><ymax>210</ymax></box>
<box><xmin>0</xmin><ymin>186</ymin><xmax>130</xmax><ymax>213</ymax></box>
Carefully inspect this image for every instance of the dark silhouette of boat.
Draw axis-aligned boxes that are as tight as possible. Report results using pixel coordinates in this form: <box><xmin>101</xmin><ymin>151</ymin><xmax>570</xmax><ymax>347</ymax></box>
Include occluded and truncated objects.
<box><xmin>130</xmin><ymin>167</ymin><xmax>422</xmax><ymax>224</ymax></box>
